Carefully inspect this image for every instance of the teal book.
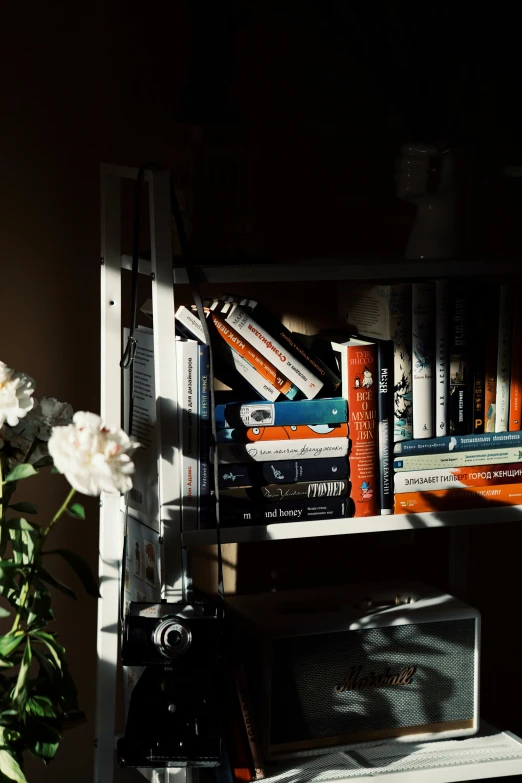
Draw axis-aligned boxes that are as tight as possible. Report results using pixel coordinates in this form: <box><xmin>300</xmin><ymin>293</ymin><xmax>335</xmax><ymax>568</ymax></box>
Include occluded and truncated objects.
<box><xmin>214</xmin><ymin>398</ymin><xmax>347</xmax><ymax>430</ymax></box>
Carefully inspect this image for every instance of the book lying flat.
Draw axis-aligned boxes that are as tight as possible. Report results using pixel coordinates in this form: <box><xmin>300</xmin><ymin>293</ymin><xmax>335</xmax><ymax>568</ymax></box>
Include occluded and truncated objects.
<box><xmin>216</xmin><ymin>423</ymin><xmax>349</xmax><ymax>443</ymax></box>
<box><xmin>215</xmin><ymin>398</ymin><xmax>347</xmax><ymax>429</ymax></box>
<box><xmin>216</xmin><ymin>437</ymin><xmax>349</xmax><ymax>464</ymax></box>
<box><xmin>217</xmin><ymin>458</ymin><xmax>349</xmax><ymax>488</ymax></box>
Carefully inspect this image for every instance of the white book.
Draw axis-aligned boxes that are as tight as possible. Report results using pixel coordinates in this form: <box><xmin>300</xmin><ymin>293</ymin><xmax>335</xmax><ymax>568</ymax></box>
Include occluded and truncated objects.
<box><xmin>217</xmin><ymin>437</ymin><xmax>349</xmax><ymax>464</ymax></box>
<box><xmin>412</xmin><ymin>282</ymin><xmax>435</xmax><ymax>439</ymax></box>
<box><xmin>175</xmin><ymin>304</ymin><xmax>207</xmax><ymax>342</ymax></box>
<box><xmin>393</xmin><ymin>446</ymin><xmax>522</xmax><ymax>472</ymax></box>
<box><xmin>123</xmin><ymin>325</ymin><xmax>159</xmax><ymax>521</ymax></box>
<box><xmin>177</xmin><ymin>338</ymin><xmax>199</xmax><ymax>531</ymax></box>
<box><xmin>435</xmin><ymin>279</ymin><xmax>449</xmax><ymax>436</ymax></box>
<box><xmin>495</xmin><ymin>285</ymin><xmax>513</xmax><ymax>432</ymax></box>
<box><xmin>394</xmin><ymin>463</ymin><xmax>522</xmax><ymax>493</ymax></box>
<box><xmin>217</xmin><ymin>302</ymin><xmax>324</xmax><ymax>399</ymax></box>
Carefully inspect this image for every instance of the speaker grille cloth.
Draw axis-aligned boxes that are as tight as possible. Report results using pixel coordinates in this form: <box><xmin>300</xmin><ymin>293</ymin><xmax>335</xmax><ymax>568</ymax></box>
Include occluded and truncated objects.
<box><xmin>270</xmin><ymin>619</ymin><xmax>475</xmax><ymax>745</ymax></box>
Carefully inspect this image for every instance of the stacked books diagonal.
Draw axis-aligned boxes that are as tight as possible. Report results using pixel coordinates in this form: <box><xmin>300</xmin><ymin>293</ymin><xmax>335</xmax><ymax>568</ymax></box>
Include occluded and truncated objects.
<box><xmin>339</xmin><ymin>279</ymin><xmax>522</xmax><ymax>515</ymax></box>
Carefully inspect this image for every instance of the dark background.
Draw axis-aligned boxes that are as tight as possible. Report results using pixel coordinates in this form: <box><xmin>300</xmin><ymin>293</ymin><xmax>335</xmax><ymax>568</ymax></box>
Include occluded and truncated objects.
<box><xmin>2</xmin><ymin>3</ymin><xmax>522</xmax><ymax>780</ymax></box>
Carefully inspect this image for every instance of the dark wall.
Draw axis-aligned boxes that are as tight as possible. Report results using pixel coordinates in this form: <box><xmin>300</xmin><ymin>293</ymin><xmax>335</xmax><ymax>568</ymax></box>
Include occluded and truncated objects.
<box><xmin>2</xmin><ymin>3</ymin><xmax>522</xmax><ymax>781</ymax></box>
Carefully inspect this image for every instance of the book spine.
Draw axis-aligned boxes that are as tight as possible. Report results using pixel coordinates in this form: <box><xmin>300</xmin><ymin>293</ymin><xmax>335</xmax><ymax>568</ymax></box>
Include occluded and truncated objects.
<box><xmin>177</xmin><ymin>341</ymin><xmax>199</xmax><ymax>532</ymax></box>
<box><xmin>199</xmin><ymin>344</ymin><xmax>211</xmax><ymax>528</ymax></box>
<box><xmin>217</xmin><ymin>423</ymin><xmax>349</xmax><ymax>443</ymax></box>
<box><xmin>232</xmin><ymin>666</ymin><xmax>264</xmax><ymax>781</ymax></box>
<box><xmin>234</xmin><ymin>296</ymin><xmax>341</xmax><ymax>394</ymax></box>
<box><xmin>377</xmin><ymin>340</ymin><xmax>393</xmax><ymax>515</ymax></box>
<box><xmin>175</xmin><ymin>305</ymin><xmax>207</xmax><ymax>342</ymax></box>
<box><xmin>484</xmin><ymin>289</ymin><xmax>499</xmax><ymax>433</ymax></box>
<box><xmin>346</xmin><ymin>342</ymin><xmax>379</xmax><ymax>517</ymax></box>
<box><xmin>211</xmin><ymin>312</ymin><xmax>298</xmax><ymax>399</ymax></box>
<box><xmin>394</xmin><ymin>482</ymin><xmax>522</xmax><ymax>514</ymax></box>
<box><xmin>220</xmin><ymin>479</ymin><xmax>349</xmax><ymax>502</ymax></box>
<box><xmin>391</xmin><ymin>285</ymin><xmax>413</xmax><ymax>442</ymax></box>
<box><xmin>449</xmin><ymin>282</ymin><xmax>472</xmax><ymax>435</ymax></box>
<box><xmin>214</xmin><ymin>398</ymin><xmax>347</xmax><ymax>429</ymax></box>
<box><xmin>412</xmin><ymin>282</ymin><xmax>435</xmax><ymax>438</ymax></box>
<box><xmin>395</xmin><ymin>463</ymin><xmax>522</xmax><ymax>493</ymax></box>
<box><xmin>496</xmin><ymin>285</ymin><xmax>513</xmax><ymax>432</ymax></box>
<box><xmin>217</xmin><ymin>437</ymin><xmax>349</xmax><ymax>464</ymax></box>
<box><xmin>219</xmin><ymin>302</ymin><xmax>324</xmax><ymax>399</ymax></box>
<box><xmin>509</xmin><ymin>289</ymin><xmax>522</xmax><ymax>431</ymax></box>
<box><xmin>228</xmin><ymin>350</ymin><xmax>281</xmax><ymax>402</ymax></box>
<box><xmin>394</xmin><ymin>429</ymin><xmax>522</xmax><ymax>456</ymax></box>
<box><xmin>472</xmin><ymin>293</ymin><xmax>486</xmax><ymax>434</ymax></box>
<box><xmin>217</xmin><ymin>457</ymin><xmax>349</xmax><ymax>488</ymax></box>
<box><xmin>435</xmin><ymin>279</ymin><xmax>449</xmax><ymax>436</ymax></box>
<box><xmin>393</xmin><ymin>446</ymin><xmax>522</xmax><ymax>471</ymax></box>
<box><xmin>221</xmin><ymin>497</ymin><xmax>351</xmax><ymax>525</ymax></box>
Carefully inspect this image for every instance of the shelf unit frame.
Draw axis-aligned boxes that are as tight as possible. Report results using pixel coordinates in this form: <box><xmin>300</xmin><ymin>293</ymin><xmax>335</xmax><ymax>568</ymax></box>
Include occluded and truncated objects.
<box><xmin>96</xmin><ymin>164</ymin><xmax>522</xmax><ymax>783</ymax></box>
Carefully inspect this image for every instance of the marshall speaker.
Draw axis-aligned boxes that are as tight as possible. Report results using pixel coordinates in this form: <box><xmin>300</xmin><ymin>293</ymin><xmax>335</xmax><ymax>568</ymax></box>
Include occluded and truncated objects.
<box><xmin>226</xmin><ymin>583</ymin><xmax>480</xmax><ymax>759</ymax></box>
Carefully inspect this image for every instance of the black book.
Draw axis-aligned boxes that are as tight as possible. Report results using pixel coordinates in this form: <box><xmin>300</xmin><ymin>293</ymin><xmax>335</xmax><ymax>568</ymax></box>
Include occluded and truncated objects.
<box><xmin>217</xmin><ymin>457</ymin><xmax>349</xmax><ymax>489</ymax></box>
<box><xmin>220</xmin><ymin>479</ymin><xmax>350</xmax><ymax>503</ymax></box>
<box><xmin>376</xmin><ymin>339</ymin><xmax>394</xmax><ymax>514</ymax></box>
<box><xmin>221</xmin><ymin>496</ymin><xmax>352</xmax><ymax>526</ymax></box>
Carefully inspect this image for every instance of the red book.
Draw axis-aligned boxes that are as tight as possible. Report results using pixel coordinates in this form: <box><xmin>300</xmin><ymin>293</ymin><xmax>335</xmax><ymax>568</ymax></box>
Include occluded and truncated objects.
<box><xmin>509</xmin><ymin>289</ymin><xmax>522</xmax><ymax>431</ymax></box>
<box><xmin>332</xmin><ymin>339</ymin><xmax>379</xmax><ymax>517</ymax></box>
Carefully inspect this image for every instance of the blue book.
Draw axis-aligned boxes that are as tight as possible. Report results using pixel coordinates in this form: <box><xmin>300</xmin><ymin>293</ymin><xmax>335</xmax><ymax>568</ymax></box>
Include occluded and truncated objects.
<box><xmin>199</xmin><ymin>344</ymin><xmax>211</xmax><ymax>527</ymax></box>
<box><xmin>394</xmin><ymin>430</ymin><xmax>522</xmax><ymax>456</ymax></box>
<box><xmin>214</xmin><ymin>398</ymin><xmax>347</xmax><ymax>430</ymax></box>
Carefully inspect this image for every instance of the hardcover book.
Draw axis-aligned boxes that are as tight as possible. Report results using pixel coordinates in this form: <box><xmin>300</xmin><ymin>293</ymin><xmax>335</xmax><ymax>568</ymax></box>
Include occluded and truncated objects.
<box><xmin>220</xmin><ymin>479</ymin><xmax>349</xmax><ymax>502</ymax></box>
<box><xmin>449</xmin><ymin>282</ymin><xmax>472</xmax><ymax>435</ymax></box>
<box><xmin>394</xmin><ymin>463</ymin><xmax>522</xmax><ymax>493</ymax></box>
<box><xmin>216</xmin><ymin>438</ymin><xmax>349</xmax><ymax>464</ymax></box>
<box><xmin>412</xmin><ymin>282</ymin><xmax>435</xmax><ymax>439</ymax></box>
<box><xmin>216</xmin><ymin>423</ymin><xmax>349</xmax><ymax>443</ymax></box>
<box><xmin>394</xmin><ymin>430</ymin><xmax>522</xmax><ymax>456</ymax></box>
<box><xmin>331</xmin><ymin>338</ymin><xmax>379</xmax><ymax>517</ymax></box>
<box><xmin>215</xmin><ymin>398</ymin><xmax>347</xmax><ymax>429</ymax></box>
<box><xmin>394</xmin><ymin>483</ymin><xmax>522</xmax><ymax>514</ymax></box>
<box><xmin>217</xmin><ymin>458</ymin><xmax>349</xmax><ymax>488</ymax></box>
<box><xmin>495</xmin><ymin>285</ymin><xmax>513</xmax><ymax>432</ymax></box>
<box><xmin>393</xmin><ymin>447</ymin><xmax>522</xmax><ymax>472</ymax></box>
<box><xmin>338</xmin><ymin>283</ymin><xmax>412</xmax><ymax>442</ymax></box>
<box><xmin>221</xmin><ymin>496</ymin><xmax>352</xmax><ymax>525</ymax></box>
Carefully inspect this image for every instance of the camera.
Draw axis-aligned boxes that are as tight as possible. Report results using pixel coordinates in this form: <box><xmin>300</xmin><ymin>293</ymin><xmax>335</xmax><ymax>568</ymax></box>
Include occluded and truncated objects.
<box><xmin>118</xmin><ymin>601</ymin><xmax>222</xmax><ymax>768</ymax></box>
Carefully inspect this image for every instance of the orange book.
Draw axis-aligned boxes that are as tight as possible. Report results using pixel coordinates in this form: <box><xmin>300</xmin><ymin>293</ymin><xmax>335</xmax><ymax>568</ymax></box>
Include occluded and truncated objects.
<box><xmin>212</xmin><ymin>312</ymin><xmax>296</xmax><ymax>398</ymax></box>
<box><xmin>509</xmin><ymin>290</ymin><xmax>522</xmax><ymax>431</ymax></box>
<box><xmin>394</xmin><ymin>483</ymin><xmax>522</xmax><ymax>514</ymax></box>
<box><xmin>218</xmin><ymin>423</ymin><xmax>349</xmax><ymax>443</ymax></box>
<box><xmin>332</xmin><ymin>338</ymin><xmax>379</xmax><ymax>517</ymax></box>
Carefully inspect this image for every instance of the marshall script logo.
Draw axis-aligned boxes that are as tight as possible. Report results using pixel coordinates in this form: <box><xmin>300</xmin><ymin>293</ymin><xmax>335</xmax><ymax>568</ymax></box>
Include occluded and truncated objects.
<box><xmin>335</xmin><ymin>665</ymin><xmax>417</xmax><ymax>692</ymax></box>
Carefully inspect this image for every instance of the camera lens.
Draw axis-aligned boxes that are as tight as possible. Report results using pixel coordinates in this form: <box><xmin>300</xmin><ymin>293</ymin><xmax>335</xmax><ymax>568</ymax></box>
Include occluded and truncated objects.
<box><xmin>152</xmin><ymin>619</ymin><xmax>192</xmax><ymax>659</ymax></box>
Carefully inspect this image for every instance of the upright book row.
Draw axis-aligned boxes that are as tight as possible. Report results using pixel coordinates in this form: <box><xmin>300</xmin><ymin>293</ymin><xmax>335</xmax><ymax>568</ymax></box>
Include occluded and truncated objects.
<box><xmin>339</xmin><ymin>280</ymin><xmax>522</xmax><ymax>441</ymax></box>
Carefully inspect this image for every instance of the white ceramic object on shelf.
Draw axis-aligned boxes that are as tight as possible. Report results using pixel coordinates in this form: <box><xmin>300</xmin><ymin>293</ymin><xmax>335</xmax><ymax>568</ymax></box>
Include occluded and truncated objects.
<box><xmin>396</xmin><ymin>142</ymin><xmax>458</xmax><ymax>259</ymax></box>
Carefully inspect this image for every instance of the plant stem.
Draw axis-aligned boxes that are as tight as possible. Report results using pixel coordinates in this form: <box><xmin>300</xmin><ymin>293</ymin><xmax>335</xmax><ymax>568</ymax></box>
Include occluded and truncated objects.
<box><xmin>10</xmin><ymin>486</ymin><xmax>76</xmax><ymax>634</ymax></box>
<box><xmin>23</xmin><ymin>438</ymin><xmax>39</xmax><ymax>465</ymax></box>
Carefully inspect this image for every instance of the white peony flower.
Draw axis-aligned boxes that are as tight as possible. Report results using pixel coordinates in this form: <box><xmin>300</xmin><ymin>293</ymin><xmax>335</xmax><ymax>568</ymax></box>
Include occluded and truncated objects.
<box><xmin>48</xmin><ymin>411</ymin><xmax>139</xmax><ymax>496</ymax></box>
<box><xmin>0</xmin><ymin>361</ymin><xmax>35</xmax><ymax>429</ymax></box>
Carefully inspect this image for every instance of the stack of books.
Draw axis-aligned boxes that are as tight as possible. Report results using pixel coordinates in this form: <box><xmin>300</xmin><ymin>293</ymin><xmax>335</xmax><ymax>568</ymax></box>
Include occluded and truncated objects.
<box><xmin>339</xmin><ymin>279</ymin><xmax>522</xmax><ymax>514</ymax></box>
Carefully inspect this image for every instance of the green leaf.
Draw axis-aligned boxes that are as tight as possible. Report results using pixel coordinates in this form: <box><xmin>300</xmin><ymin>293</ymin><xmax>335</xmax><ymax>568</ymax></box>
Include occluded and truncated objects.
<box><xmin>3</xmin><ymin>464</ymin><xmax>38</xmax><ymax>484</ymax></box>
<box><xmin>50</xmin><ymin>467</ymin><xmax>60</xmax><ymax>475</ymax></box>
<box><xmin>65</xmin><ymin>503</ymin><xmax>85</xmax><ymax>521</ymax></box>
<box><xmin>0</xmin><ymin>747</ymin><xmax>27</xmax><ymax>783</ymax></box>
<box><xmin>44</xmin><ymin>549</ymin><xmax>99</xmax><ymax>598</ymax></box>
<box><xmin>7</xmin><ymin>503</ymin><xmax>38</xmax><ymax>515</ymax></box>
<box><xmin>31</xmin><ymin>633</ymin><xmax>64</xmax><ymax>672</ymax></box>
<box><xmin>26</xmin><ymin>718</ymin><xmax>61</xmax><ymax>762</ymax></box>
<box><xmin>4</xmin><ymin>518</ymin><xmax>38</xmax><ymax>531</ymax></box>
<box><xmin>12</xmin><ymin>641</ymin><xmax>31</xmax><ymax>712</ymax></box>
<box><xmin>27</xmin><ymin>588</ymin><xmax>53</xmax><ymax>630</ymax></box>
<box><xmin>0</xmin><ymin>635</ymin><xmax>23</xmax><ymax>659</ymax></box>
<box><xmin>32</xmin><ymin>649</ymin><xmax>59</xmax><ymax>684</ymax></box>
<box><xmin>25</xmin><ymin>695</ymin><xmax>56</xmax><ymax>719</ymax></box>
<box><xmin>32</xmin><ymin>456</ymin><xmax>53</xmax><ymax>470</ymax></box>
<box><xmin>0</xmin><ymin>608</ymin><xmax>10</xmax><ymax>619</ymax></box>
<box><xmin>8</xmin><ymin>529</ymin><xmax>36</xmax><ymax>566</ymax></box>
<box><xmin>37</xmin><ymin>569</ymin><xmax>76</xmax><ymax>601</ymax></box>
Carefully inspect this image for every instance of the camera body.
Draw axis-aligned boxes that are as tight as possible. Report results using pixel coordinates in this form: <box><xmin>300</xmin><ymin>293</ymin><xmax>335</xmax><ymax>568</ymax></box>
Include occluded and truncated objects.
<box><xmin>118</xmin><ymin>601</ymin><xmax>222</xmax><ymax>769</ymax></box>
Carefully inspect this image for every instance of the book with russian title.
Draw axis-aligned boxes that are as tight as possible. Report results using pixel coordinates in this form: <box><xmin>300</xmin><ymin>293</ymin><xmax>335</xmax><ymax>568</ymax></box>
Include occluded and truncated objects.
<box><xmin>509</xmin><ymin>288</ymin><xmax>522</xmax><ymax>431</ymax></box>
<box><xmin>435</xmin><ymin>279</ymin><xmax>449</xmax><ymax>435</ymax></box>
<box><xmin>214</xmin><ymin>398</ymin><xmax>347</xmax><ymax>429</ymax></box>
<box><xmin>216</xmin><ymin>423</ymin><xmax>348</xmax><ymax>443</ymax></box>
<box><xmin>412</xmin><ymin>282</ymin><xmax>435</xmax><ymax>439</ymax></box>
<box><xmin>176</xmin><ymin>338</ymin><xmax>199</xmax><ymax>532</ymax></box>
<box><xmin>394</xmin><ymin>463</ymin><xmax>522</xmax><ymax>493</ymax></box>
<box><xmin>221</xmin><ymin>496</ymin><xmax>352</xmax><ymax>525</ymax></box>
<box><xmin>394</xmin><ymin>430</ymin><xmax>522</xmax><ymax>456</ymax></box>
<box><xmin>393</xmin><ymin>446</ymin><xmax>522</xmax><ymax>472</ymax></box>
<box><xmin>331</xmin><ymin>338</ymin><xmax>379</xmax><ymax>517</ymax></box>
<box><xmin>337</xmin><ymin>283</ymin><xmax>412</xmax><ymax>443</ymax></box>
<box><xmin>449</xmin><ymin>281</ymin><xmax>472</xmax><ymax>435</ymax></box>
<box><xmin>216</xmin><ymin>437</ymin><xmax>349</xmax><ymax>464</ymax></box>
<box><xmin>376</xmin><ymin>339</ymin><xmax>393</xmax><ymax>514</ymax></box>
<box><xmin>217</xmin><ymin>457</ymin><xmax>349</xmax><ymax>488</ymax></box>
<box><xmin>394</xmin><ymin>483</ymin><xmax>522</xmax><ymax>514</ymax></box>
<box><xmin>496</xmin><ymin>284</ymin><xmax>513</xmax><ymax>432</ymax></box>
<box><xmin>219</xmin><ymin>479</ymin><xmax>349</xmax><ymax>503</ymax></box>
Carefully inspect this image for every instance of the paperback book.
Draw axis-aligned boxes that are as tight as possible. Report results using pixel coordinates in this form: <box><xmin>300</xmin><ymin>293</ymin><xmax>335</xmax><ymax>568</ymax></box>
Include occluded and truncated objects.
<box><xmin>217</xmin><ymin>458</ymin><xmax>349</xmax><ymax>488</ymax></box>
<box><xmin>221</xmin><ymin>497</ymin><xmax>352</xmax><ymax>525</ymax></box>
<box><xmin>215</xmin><ymin>398</ymin><xmax>347</xmax><ymax>429</ymax></box>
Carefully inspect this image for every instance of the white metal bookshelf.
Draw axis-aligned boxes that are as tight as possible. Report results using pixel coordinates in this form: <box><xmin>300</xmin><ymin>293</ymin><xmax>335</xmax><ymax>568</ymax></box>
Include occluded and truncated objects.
<box><xmin>97</xmin><ymin>164</ymin><xmax>522</xmax><ymax>783</ymax></box>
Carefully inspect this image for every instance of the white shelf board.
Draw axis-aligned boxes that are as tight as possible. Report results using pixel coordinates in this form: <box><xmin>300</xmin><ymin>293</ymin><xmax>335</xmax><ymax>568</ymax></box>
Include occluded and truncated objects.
<box><xmin>122</xmin><ymin>254</ymin><xmax>521</xmax><ymax>284</ymax></box>
<box><xmin>182</xmin><ymin>503</ymin><xmax>522</xmax><ymax>546</ymax></box>
<box><xmin>258</xmin><ymin>725</ymin><xmax>522</xmax><ymax>783</ymax></box>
